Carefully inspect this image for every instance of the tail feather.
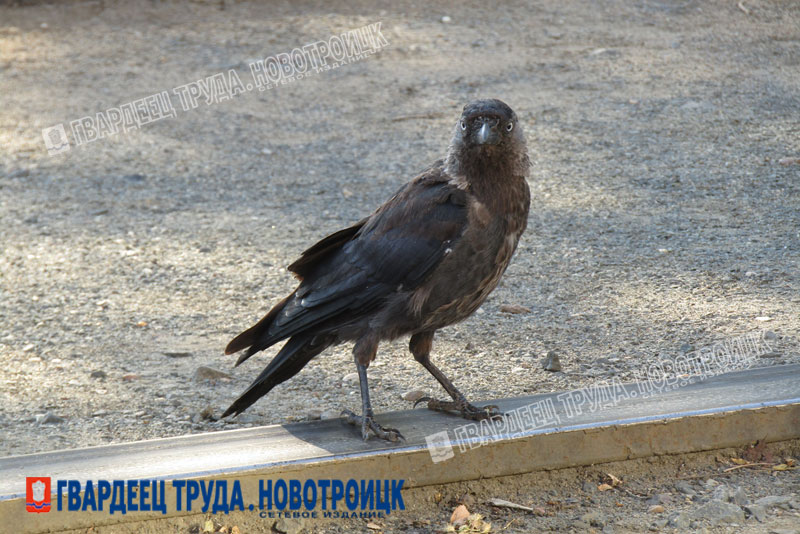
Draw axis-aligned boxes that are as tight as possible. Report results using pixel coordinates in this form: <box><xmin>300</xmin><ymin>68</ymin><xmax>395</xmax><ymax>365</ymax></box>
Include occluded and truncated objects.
<box><xmin>225</xmin><ymin>293</ymin><xmax>294</xmax><ymax>364</ymax></box>
<box><xmin>222</xmin><ymin>334</ymin><xmax>334</xmax><ymax>418</ymax></box>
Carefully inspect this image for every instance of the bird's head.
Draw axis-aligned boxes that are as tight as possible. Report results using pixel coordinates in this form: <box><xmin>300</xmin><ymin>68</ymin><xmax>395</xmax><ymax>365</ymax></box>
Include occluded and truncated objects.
<box><xmin>446</xmin><ymin>99</ymin><xmax>529</xmax><ymax>177</ymax></box>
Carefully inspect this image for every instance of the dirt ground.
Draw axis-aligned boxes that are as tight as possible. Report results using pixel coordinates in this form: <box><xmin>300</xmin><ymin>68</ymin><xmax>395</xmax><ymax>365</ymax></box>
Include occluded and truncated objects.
<box><xmin>1</xmin><ymin>0</ymin><xmax>799</xmax><ymax>532</ymax></box>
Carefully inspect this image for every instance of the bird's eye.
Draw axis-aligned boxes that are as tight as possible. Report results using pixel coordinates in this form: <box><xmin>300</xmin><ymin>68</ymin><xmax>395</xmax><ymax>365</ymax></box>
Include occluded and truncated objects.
<box><xmin>506</xmin><ymin>122</ymin><xmax>514</xmax><ymax>132</ymax></box>
<box><xmin>460</xmin><ymin>121</ymin><xmax>467</xmax><ymax>130</ymax></box>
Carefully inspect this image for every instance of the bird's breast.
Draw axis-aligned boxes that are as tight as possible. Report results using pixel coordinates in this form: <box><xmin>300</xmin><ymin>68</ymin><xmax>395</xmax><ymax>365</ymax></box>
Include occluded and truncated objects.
<box><xmin>404</xmin><ymin>176</ymin><xmax>530</xmax><ymax>331</ymax></box>
<box><xmin>410</xmin><ymin>215</ymin><xmax>520</xmax><ymax>330</ymax></box>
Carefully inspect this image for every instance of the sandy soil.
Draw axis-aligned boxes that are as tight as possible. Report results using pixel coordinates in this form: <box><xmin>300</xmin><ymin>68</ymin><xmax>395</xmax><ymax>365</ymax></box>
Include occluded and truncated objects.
<box><xmin>1</xmin><ymin>0</ymin><xmax>799</xmax><ymax>532</ymax></box>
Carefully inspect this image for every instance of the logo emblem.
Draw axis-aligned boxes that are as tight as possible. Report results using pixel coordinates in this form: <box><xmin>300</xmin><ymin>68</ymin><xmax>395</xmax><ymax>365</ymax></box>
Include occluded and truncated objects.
<box><xmin>26</xmin><ymin>477</ymin><xmax>51</xmax><ymax>513</ymax></box>
<box><xmin>425</xmin><ymin>430</ymin><xmax>455</xmax><ymax>463</ymax></box>
<box><xmin>42</xmin><ymin>124</ymin><xmax>70</xmax><ymax>156</ymax></box>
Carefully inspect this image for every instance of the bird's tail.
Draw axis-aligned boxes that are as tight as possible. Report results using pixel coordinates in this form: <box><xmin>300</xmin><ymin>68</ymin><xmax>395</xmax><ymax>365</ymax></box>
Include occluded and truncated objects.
<box><xmin>222</xmin><ymin>334</ymin><xmax>334</xmax><ymax>418</ymax></box>
<box><xmin>225</xmin><ymin>294</ymin><xmax>295</xmax><ymax>366</ymax></box>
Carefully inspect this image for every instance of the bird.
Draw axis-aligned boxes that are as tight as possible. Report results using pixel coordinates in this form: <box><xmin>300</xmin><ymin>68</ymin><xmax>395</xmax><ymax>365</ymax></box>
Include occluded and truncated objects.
<box><xmin>223</xmin><ymin>99</ymin><xmax>531</xmax><ymax>442</ymax></box>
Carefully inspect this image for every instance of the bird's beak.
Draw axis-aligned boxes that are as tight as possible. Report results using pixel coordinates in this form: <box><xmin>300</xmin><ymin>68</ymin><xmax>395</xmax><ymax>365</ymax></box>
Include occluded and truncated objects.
<box><xmin>475</xmin><ymin>119</ymin><xmax>500</xmax><ymax>145</ymax></box>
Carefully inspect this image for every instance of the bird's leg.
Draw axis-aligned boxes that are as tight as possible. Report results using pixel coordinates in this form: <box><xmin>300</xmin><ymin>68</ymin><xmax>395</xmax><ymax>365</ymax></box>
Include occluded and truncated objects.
<box><xmin>409</xmin><ymin>331</ymin><xmax>502</xmax><ymax>421</ymax></box>
<box><xmin>342</xmin><ymin>337</ymin><xmax>404</xmax><ymax>442</ymax></box>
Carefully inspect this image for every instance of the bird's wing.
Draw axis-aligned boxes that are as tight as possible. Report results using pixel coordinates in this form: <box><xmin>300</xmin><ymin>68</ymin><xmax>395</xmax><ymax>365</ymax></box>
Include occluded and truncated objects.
<box><xmin>287</xmin><ymin>221</ymin><xmax>367</xmax><ymax>280</ymax></box>
<box><xmin>252</xmin><ymin>165</ymin><xmax>469</xmax><ymax>352</ymax></box>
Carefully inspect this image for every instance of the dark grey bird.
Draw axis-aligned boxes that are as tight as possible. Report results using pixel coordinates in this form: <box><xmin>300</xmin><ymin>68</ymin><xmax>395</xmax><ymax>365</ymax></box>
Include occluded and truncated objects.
<box><xmin>223</xmin><ymin>99</ymin><xmax>531</xmax><ymax>441</ymax></box>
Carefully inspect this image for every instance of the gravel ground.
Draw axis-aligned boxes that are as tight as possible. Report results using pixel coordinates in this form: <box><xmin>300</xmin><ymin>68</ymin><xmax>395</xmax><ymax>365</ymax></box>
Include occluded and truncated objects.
<box><xmin>1</xmin><ymin>0</ymin><xmax>799</xmax><ymax>531</ymax></box>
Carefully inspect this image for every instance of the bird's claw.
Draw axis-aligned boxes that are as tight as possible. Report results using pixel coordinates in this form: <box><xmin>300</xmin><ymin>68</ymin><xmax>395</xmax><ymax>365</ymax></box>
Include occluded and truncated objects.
<box><xmin>413</xmin><ymin>397</ymin><xmax>503</xmax><ymax>421</ymax></box>
<box><xmin>341</xmin><ymin>409</ymin><xmax>405</xmax><ymax>442</ymax></box>
<box><xmin>413</xmin><ymin>396</ymin><xmax>433</xmax><ymax>409</ymax></box>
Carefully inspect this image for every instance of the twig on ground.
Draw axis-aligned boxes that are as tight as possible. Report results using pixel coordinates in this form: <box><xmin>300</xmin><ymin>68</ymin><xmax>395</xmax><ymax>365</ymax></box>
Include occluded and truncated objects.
<box><xmin>391</xmin><ymin>112</ymin><xmax>446</xmax><ymax>122</ymax></box>
<box><xmin>723</xmin><ymin>462</ymin><xmax>772</xmax><ymax>472</ymax></box>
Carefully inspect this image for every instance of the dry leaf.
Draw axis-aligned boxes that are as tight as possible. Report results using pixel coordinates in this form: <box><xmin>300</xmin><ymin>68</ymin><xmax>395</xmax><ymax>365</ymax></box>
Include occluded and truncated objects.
<box><xmin>604</xmin><ymin>473</ymin><xmax>623</xmax><ymax>487</ymax></box>
<box><xmin>598</xmin><ymin>483</ymin><xmax>613</xmax><ymax>491</ymax></box>
<box><xmin>230</xmin><ymin>527</ymin><xmax>241</xmax><ymax>534</ymax></box>
<box><xmin>772</xmin><ymin>463</ymin><xmax>790</xmax><ymax>471</ymax></box>
<box><xmin>450</xmin><ymin>504</ymin><xmax>470</xmax><ymax>527</ymax></box>
<box><xmin>366</xmin><ymin>522</ymin><xmax>382</xmax><ymax>530</ymax></box>
<box><xmin>465</xmin><ymin>513</ymin><xmax>491</xmax><ymax>533</ymax></box>
<box><xmin>730</xmin><ymin>458</ymin><xmax>748</xmax><ymax>465</ymax></box>
<box><xmin>785</xmin><ymin>458</ymin><xmax>796</xmax><ymax>467</ymax></box>
<box><xmin>533</xmin><ymin>507</ymin><xmax>547</xmax><ymax>516</ymax></box>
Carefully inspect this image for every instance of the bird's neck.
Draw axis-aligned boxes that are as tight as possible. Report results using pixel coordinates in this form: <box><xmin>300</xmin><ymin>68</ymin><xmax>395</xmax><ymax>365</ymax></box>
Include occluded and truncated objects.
<box><xmin>445</xmin><ymin>148</ymin><xmax>530</xmax><ymax>215</ymax></box>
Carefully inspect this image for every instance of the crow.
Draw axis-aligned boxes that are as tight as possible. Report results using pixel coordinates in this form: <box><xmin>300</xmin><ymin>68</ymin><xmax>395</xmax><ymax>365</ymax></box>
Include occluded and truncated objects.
<box><xmin>223</xmin><ymin>99</ymin><xmax>530</xmax><ymax>441</ymax></box>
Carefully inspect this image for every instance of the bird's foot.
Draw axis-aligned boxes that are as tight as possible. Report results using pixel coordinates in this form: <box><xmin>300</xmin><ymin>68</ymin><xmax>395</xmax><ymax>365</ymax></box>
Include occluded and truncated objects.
<box><xmin>341</xmin><ymin>409</ymin><xmax>404</xmax><ymax>442</ymax></box>
<box><xmin>414</xmin><ymin>397</ymin><xmax>503</xmax><ymax>421</ymax></box>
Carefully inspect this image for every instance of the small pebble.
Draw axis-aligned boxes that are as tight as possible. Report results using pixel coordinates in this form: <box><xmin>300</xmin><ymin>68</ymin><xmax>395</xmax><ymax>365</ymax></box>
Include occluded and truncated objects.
<box><xmin>342</xmin><ymin>372</ymin><xmax>359</xmax><ymax>384</ymax></box>
<box><xmin>500</xmin><ymin>304</ymin><xmax>530</xmax><ymax>314</ymax></box>
<box><xmin>667</xmin><ymin>511</ymin><xmax>691</xmax><ymax>529</ymax></box>
<box><xmin>691</xmin><ymin>500</ymin><xmax>744</xmax><ymax>525</ymax></box>
<box><xmin>274</xmin><ymin>517</ymin><xmax>304</xmax><ymax>534</ymax></box>
<box><xmin>193</xmin><ymin>366</ymin><xmax>231</xmax><ymax>381</ymax></box>
<box><xmin>579</xmin><ymin>510</ymin><xmax>604</xmax><ymax>527</ymax></box>
<box><xmin>401</xmin><ymin>389</ymin><xmax>426</xmax><ymax>402</ymax></box>
<box><xmin>674</xmin><ymin>480</ymin><xmax>696</xmax><ymax>496</ymax></box>
<box><xmin>744</xmin><ymin>503</ymin><xmax>766</xmax><ymax>522</ymax></box>
<box><xmin>234</xmin><ymin>413</ymin><xmax>259</xmax><ymax>424</ymax></box>
<box><xmin>163</xmin><ymin>351</ymin><xmax>192</xmax><ymax>358</ymax></box>
<box><xmin>711</xmin><ymin>485</ymin><xmax>730</xmax><ymax>502</ymax></box>
<box><xmin>542</xmin><ymin>351</ymin><xmax>562</xmax><ymax>372</ymax></box>
<box><xmin>731</xmin><ymin>486</ymin><xmax>748</xmax><ymax>506</ymax></box>
<box><xmin>646</xmin><ymin>493</ymin><xmax>672</xmax><ymax>506</ymax></box>
<box><xmin>37</xmin><ymin>412</ymin><xmax>64</xmax><ymax>424</ymax></box>
<box><xmin>754</xmin><ymin>495</ymin><xmax>792</xmax><ymax>509</ymax></box>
